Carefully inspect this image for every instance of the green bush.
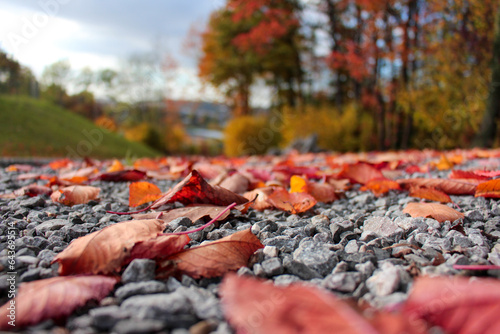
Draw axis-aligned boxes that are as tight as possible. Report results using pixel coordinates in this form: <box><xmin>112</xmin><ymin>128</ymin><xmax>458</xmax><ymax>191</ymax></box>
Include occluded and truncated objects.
<box><xmin>224</xmin><ymin>115</ymin><xmax>280</xmax><ymax>156</ymax></box>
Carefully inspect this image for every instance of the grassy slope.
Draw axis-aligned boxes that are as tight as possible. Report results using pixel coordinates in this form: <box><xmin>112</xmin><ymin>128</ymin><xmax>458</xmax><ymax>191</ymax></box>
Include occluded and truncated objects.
<box><xmin>0</xmin><ymin>95</ymin><xmax>160</xmax><ymax>158</ymax></box>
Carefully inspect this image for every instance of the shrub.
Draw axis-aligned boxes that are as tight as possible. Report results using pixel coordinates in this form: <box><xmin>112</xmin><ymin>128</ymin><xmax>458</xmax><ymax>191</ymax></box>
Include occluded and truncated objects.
<box><xmin>224</xmin><ymin>115</ymin><xmax>280</xmax><ymax>156</ymax></box>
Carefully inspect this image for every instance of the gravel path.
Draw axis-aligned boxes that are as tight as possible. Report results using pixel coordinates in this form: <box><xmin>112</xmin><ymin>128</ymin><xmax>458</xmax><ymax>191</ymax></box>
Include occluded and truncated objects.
<box><xmin>0</xmin><ymin>155</ymin><xmax>499</xmax><ymax>333</ymax></box>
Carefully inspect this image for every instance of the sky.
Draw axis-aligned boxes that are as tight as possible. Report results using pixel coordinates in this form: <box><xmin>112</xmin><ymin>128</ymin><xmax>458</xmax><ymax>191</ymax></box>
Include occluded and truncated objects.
<box><xmin>0</xmin><ymin>0</ymin><xmax>227</xmax><ymax>102</ymax></box>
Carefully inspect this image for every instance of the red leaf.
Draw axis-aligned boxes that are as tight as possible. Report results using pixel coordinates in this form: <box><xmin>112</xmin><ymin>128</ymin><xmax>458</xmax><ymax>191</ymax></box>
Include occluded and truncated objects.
<box><xmin>151</xmin><ymin>170</ymin><xmax>248</xmax><ymax>209</ymax></box>
<box><xmin>409</xmin><ymin>186</ymin><xmax>452</xmax><ymax>203</ymax></box>
<box><xmin>129</xmin><ymin>181</ymin><xmax>162</xmax><ymax>207</ymax></box>
<box><xmin>475</xmin><ymin>179</ymin><xmax>500</xmax><ymax>198</ymax></box>
<box><xmin>52</xmin><ymin>219</ymin><xmax>165</xmax><ymax>275</ymax></box>
<box><xmin>403</xmin><ymin>276</ymin><xmax>500</xmax><ymax>334</ymax></box>
<box><xmin>0</xmin><ymin>184</ymin><xmax>52</xmax><ymax>199</ymax></box>
<box><xmin>290</xmin><ymin>175</ymin><xmax>342</xmax><ymax>203</ymax></box>
<box><xmin>360</xmin><ymin>178</ymin><xmax>401</xmax><ymax>196</ymax></box>
<box><xmin>449</xmin><ymin>170</ymin><xmax>489</xmax><ymax>181</ymax></box>
<box><xmin>403</xmin><ymin>202</ymin><xmax>464</xmax><ymax>222</ymax></box>
<box><xmin>220</xmin><ymin>274</ymin><xmax>425</xmax><ymax>334</ymax></box>
<box><xmin>97</xmin><ymin>169</ymin><xmax>147</xmax><ymax>182</ymax></box>
<box><xmin>50</xmin><ymin>185</ymin><xmax>100</xmax><ymax>206</ymax></box>
<box><xmin>267</xmin><ymin>187</ymin><xmax>317</xmax><ymax>214</ymax></box>
<box><xmin>218</xmin><ymin>172</ymin><xmax>250</xmax><ymax>194</ymax></box>
<box><xmin>157</xmin><ymin>229</ymin><xmax>263</xmax><ymax>279</ymax></box>
<box><xmin>398</xmin><ymin>178</ymin><xmax>476</xmax><ymax>195</ymax></box>
<box><xmin>338</xmin><ymin>163</ymin><xmax>386</xmax><ymax>185</ymax></box>
<box><xmin>126</xmin><ymin>234</ymin><xmax>190</xmax><ymax>264</ymax></box>
<box><xmin>0</xmin><ymin>276</ymin><xmax>117</xmax><ymax>330</ymax></box>
<box><xmin>132</xmin><ymin>205</ymin><xmax>232</xmax><ymax>222</ymax></box>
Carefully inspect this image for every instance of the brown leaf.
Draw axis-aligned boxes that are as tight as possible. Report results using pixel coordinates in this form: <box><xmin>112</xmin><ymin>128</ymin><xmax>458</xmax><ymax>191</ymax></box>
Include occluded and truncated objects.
<box><xmin>0</xmin><ymin>184</ymin><xmax>52</xmax><ymax>199</ymax></box>
<box><xmin>409</xmin><ymin>186</ymin><xmax>452</xmax><ymax>203</ymax></box>
<box><xmin>360</xmin><ymin>178</ymin><xmax>401</xmax><ymax>196</ymax></box>
<box><xmin>218</xmin><ymin>172</ymin><xmax>250</xmax><ymax>194</ymax></box>
<box><xmin>97</xmin><ymin>169</ymin><xmax>147</xmax><ymax>182</ymax></box>
<box><xmin>403</xmin><ymin>276</ymin><xmax>500</xmax><ymax>334</ymax></box>
<box><xmin>126</xmin><ymin>234</ymin><xmax>190</xmax><ymax>264</ymax></box>
<box><xmin>50</xmin><ymin>185</ymin><xmax>100</xmax><ymax>206</ymax></box>
<box><xmin>151</xmin><ymin>170</ymin><xmax>248</xmax><ymax>209</ymax></box>
<box><xmin>134</xmin><ymin>204</ymin><xmax>232</xmax><ymax>223</ymax></box>
<box><xmin>475</xmin><ymin>179</ymin><xmax>500</xmax><ymax>198</ymax></box>
<box><xmin>243</xmin><ymin>187</ymin><xmax>276</xmax><ymax>210</ymax></box>
<box><xmin>129</xmin><ymin>181</ymin><xmax>162</xmax><ymax>207</ymax></box>
<box><xmin>267</xmin><ymin>188</ymin><xmax>317</xmax><ymax>214</ymax></box>
<box><xmin>403</xmin><ymin>202</ymin><xmax>464</xmax><ymax>223</ymax></box>
<box><xmin>52</xmin><ymin>219</ymin><xmax>165</xmax><ymax>275</ymax></box>
<box><xmin>338</xmin><ymin>162</ymin><xmax>385</xmax><ymax>185</ymax></box>
<box><xmin>157</xmin><ymin>229</ymin><xmax>263</xmax><ymax>279</ymax></box>
<box><xmin>0</xmin><ymin>275</ymin><xmax>117</xmax><ymax>330</ymax></box>
<box><xmin>290</xmin><ymin>175</ymin><xmax>341</xmax><ymax>202</ymax></box>
<box><xmin>220</xmin><ymin>274</ymin><xmax>426</xmax><ymax>334</ymax></box>
<box><xmin>398</xmin><ymin>178</ymin><xmax>476</xmax><ymax>195</ymax></box>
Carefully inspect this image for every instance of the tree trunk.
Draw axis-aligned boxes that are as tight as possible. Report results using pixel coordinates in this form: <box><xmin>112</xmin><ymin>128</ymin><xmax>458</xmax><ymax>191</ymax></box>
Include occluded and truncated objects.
<box><xmin>474</xmin><ymin>6</ymin><xmax>500</xmax><ymax>147</ymax></box>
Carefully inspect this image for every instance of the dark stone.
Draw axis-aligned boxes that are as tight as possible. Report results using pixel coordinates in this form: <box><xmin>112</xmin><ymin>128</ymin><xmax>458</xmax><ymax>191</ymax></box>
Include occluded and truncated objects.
<box><xmin>122</xmin><ymin>259</ymin><xmax>156</xmax><ymax>283</ymax></box>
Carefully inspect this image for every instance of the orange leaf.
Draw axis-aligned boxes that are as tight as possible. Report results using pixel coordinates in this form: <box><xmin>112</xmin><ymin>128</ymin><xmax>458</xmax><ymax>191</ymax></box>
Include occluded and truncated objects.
<box><xmin>398</xmin><ymin>178</ymin><xmax>476</xmax><ymax>195</ymax></box>
<box><xmin>409</xmin><ymin>186</ymin><xmax>452</xmax><ymax>203</ymax></box>
<box><xmin>403</xmin><ymin>276</ymin><xmax>500</xmax><ymax>334</ymax></box>
<box><xmin>475</xmin><ymin>179</ymin><xmax>500</xmax><ymax>198</ymax></box>
<box><xmin>221</xmin><ymin>274</ymin><xmax>426</xmax><ymax>334</ymax></box>
<box><xmin>267</xmin><ymin>188</ymin><xmax>317</xmax><ymax>214</ymax></box>
<box><xmin>338</xmin><ymin>162</ymin><xmax>385</xmax><ymax>185</ymax></box>
<box><xmin>0</xmin><ymin>276</ymin><xmax>117</xmax><ymax>330</ymax></box>
<box><xmin>107</xmin><ymin>159</ymin><xmax>124</xmax><ymax>172</ymax></box>
<box><xmin>291</xmin><ymin>175</ymin><xmax>341</xmax><ymax>202</ymax></box>
<box><xmin>50</xmin><ymin>185</ymin><xmax>100</xmax><ymax>206</ymax></box>
<box><xmin>403</xmin><ymin>202</ymin><xmax>464</xmax><ymax>223</ymax></box>
<box><xmin>129</xmin><ymin>181</ymin><xmax>162</xmax><ymax>207</ymax></box>
<box><xmin>360</xmin><ymin>178</ymin><xmax>401</xmax><ymax>196</ymax></box>
<box><xmin>290</xmin><ymin>175</ymin><xmax>308</xmax><ymax>193</ymax></box>
<box><xmin>151</xmin><ymin>170</ymin><xmax>248</xmax><ymax>209</ymax></box>
<box><xmin>243</xmin><ymin>187</ymin><xmax>276</xmax><ymax>211</ymax></box>
<box><xmin>52</xmin><ymin>219</ymin><xmax>165</xmax><ymax>275</ymax></box>
<box><xmin>157</xmin><ymin>229</ymin><xmax>263</xmax><ymax>279</ymax></box>
<box><xmin>449</xmin><ymin>170</ymin><xmax>489</xmax><ymax>181</ymax></box>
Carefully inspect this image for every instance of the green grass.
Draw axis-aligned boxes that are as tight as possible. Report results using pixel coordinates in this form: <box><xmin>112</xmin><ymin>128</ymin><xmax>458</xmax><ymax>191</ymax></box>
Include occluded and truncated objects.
<box><xmin>0</xmin><ymin>95</ymin><xmax>161</xmax><ymax>158</ymax></box>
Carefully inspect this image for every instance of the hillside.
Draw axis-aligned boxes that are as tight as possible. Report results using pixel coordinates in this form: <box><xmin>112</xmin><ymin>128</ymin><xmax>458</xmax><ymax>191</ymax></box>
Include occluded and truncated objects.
<box><xmin>0</xmin><ymin>95</ymin><xmax>160</xmax><ymax>158</ymax></box>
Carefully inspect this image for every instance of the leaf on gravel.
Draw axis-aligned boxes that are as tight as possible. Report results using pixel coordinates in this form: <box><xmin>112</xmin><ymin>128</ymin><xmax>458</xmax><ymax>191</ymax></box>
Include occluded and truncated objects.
<box><xmin>52</xmin><ymin>219</ymin><xmax>165</xmax><ymax>275</ymax></box>
<box><xmin>126</xmin><ymin>234</ymin><xmax>190</xmax><ymax>264</ymax></box>
<box><xmin>0</xmin><ymin>275</ymin><xmax>117</xmax><ymax>330</ymax></box>
<box><xmin>151</xmin><ymin>170</ymin><xmax>248</xmax><ymax>209</ymax></box>
<box><xmin>403</xmin><ymin>276</ymin><xmax>500</xmax><ymax>334</ymax></box>
<box><xmin>290</xmin><ymin>175</ymin><xmax>342</xmax><ymax>202</ymax></box>
<box><xmin>398</xmin><ymin>178</ymin><xmax>476</xmax><ymax>195</ymax></box>
<box><xmin>243</xmin><ymin>186</ymin><xmax>276</xmax><ymax>210</ymax></box>
<box><xmin>338</xmin><ymin>162</ymin><xmax>386</xmax><ymax>185</ymax></box>
<box><xmin>0</xmin><ymin>184</ymin><xmax>52</xmax><ymax>199</ymax></box>
<box><xmin>218</xmin><ymin>172</ymin><xmax>250</xmax><ymax>194</ymax></box>
<box><xmin>157</xmin><ymin>229</ymin><xmax>263</xmax><ymax>279</ymax></box>
<box><xmin>403</xmin><ymin>202</ymin><xmax>464</xmax><ymax>222</ymax></box>
<box><xmin>475</xmin><ymin>179</ymin><xmax>500</xmax><ymax>198</ymax></box>
<box><xmin>132</xmin><ymin>205</ymin><xmax>232</xmax><ymax>223</ymax></box>
<box><xmin>409</xmin><ymin>186</ymin><xmax>452</xmax><ymax>203</ymax></box>
<box><xmin>97</xmin><ymin>169</ymin><xmax>147</xmax><ymax>182</ymax></box>
<box><xmin>50</xmin><ymin>185</ymin><xmax>100</xmax><ymax>206</ymax></box>
<box><xmin>220</xmin><ymin>274</ymin><xmax>426</xmax><ymax>334</ymax></box>
<box><xmin>267</xmin><ymin>187</ymin><xmax>317</xmax><ymax>214</ymax></box>
<box><xmin>449</xmin><ymin>170</ymin><xmax>489</xmax><ymax>181</ymax></box>
<box><xmin>360</xmin><ymin>178</ymin><xmax>401</xmax><ymax>196</ymax></box>
<box><xmin>129</xmin><ymin>181</ymin><xmax>162</xmax><ymax>207</ymax></box>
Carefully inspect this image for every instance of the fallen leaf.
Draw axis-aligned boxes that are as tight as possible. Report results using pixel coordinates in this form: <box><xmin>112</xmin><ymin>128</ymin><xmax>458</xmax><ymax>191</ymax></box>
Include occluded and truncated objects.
<box><xmin>97</xmin><ymin>169</ymin><xmax>147</xmax><ymax>182</ymax></box>
<box><xmin>48</xmin><ymin>158</ymin><xmax>72</xmax><ymax>170</ymax></box>
<box><xmin>409</xmin><ymin>186</ymin><xmax>452</xmax><ymax>203</ymax></box>
<box><xmin>0</xmin><ymin>275</ymin><xmax>117</xmax><ymax>330</ymax></box>
<box><xmin>403</xmin><ymin>276</ymin><xmax>500</xmax><ymax>334</ymax></box>
<box><xmin>398</xmin><ymin>178</ymin><xmax>476</xmax><ymax>195</ymax></box>
<box><xmin>290</xmin><ymin>175</ymin><xmax>341</xmax><ymax>202</ymax></box>
<box><xmin>0</xmin><ymin>184</ymin><xmax>52</xmax><ymax>199</ymax></box>
<box><xmin>5</xmin><ymin>164</ymin><xmax>33</xmax><ymax>172</ymax></box>
<box><xmin>267</xmin><ymin>187</ymin><xmax>317</xmax><ymax>214</ymax></box>
<box><xmin>52</xmin><ymin>219</ymin><xmax>165</xmax><ymax>275</ymax></box>
<box><xmin>403</xmin><ymin>202</ymin><xmax>464</xmax><ymax>222</ymax></box>
<box><xmin>126</xmin><ymin>234</ymin><xmax>190</xmax><ymax>264</ymax></box>
<box><xmin>431</xmin><ymin>153</ymin><xmax>454</xmax><ymax>170</ymax></box>
<box><xmin>129</xmin><ymin>181</ymin><xmax>162</xmax><ymax>207</ymax></box>
<box><xmin>475</xmin><ymin>179</ymin><xmax>500</xmax><ymax>198</ymax></box>
<box><xmin>157</xmin><ymin>229</ymin><xmax>263</xmax><ymax>279</ymax></box>
<box><xmin>243</xmin><ymin>187</ymin><xmax>276</xmax><ymax>210</ymax></box>
<box><xmin>220</xmin><ymin>274</ymin><xmax>425</xmax><ymax>334</ymax></box>
<box><xmin>338</xmin><ymin>162</ymin><xmax>386</xmax><ymax>185</ymax></box>
<box><xmin>218</xmin><ymin>172</ymin><xmax>250</xmax><ymax>194</ymax></box>
<box><xmin>132</xmin><ymin>205</ymin><xmax>232</xmax><ymax>222</ymax></box>
<box><xmin>449</xmin><ymin>170</ymin><xmax>489</xmax><ymax>181</ymax></box>
<box><xmin>360</xmin><ymin>178</ymin><xmax>401</xmax><ymax>196</ymax></box>
<box><xmin>107</xmin><ymin>159</ymin><xmax>124</xmax><ymax>172</ymax></box>
<box><xmin>50</xmin><ymin>185</ymin><xmax>100</xmax><ymax>206</ymax></box>
<box><xmin>151</xmin><ymin>170</ymin><xmax>248</xmax><ymax>209</ymax></box>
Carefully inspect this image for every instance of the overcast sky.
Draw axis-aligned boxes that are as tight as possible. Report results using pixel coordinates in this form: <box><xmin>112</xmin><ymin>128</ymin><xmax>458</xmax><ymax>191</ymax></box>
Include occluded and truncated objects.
<box><xmin>0</xmin><ymin>0</ymin><xmax>226</xmax><ymax>101</ymax></box>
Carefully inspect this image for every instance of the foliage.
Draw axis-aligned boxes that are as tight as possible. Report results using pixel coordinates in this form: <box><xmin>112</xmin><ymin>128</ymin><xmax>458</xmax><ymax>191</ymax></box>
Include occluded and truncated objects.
<box><xmin>224</xmin><ymin>115</ymin><xmax>280</xmax><ymax>156</ymax></box>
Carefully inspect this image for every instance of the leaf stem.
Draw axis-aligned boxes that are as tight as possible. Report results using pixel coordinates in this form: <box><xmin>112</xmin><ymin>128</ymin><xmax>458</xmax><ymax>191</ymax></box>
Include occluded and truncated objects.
<box><xmin>163</xmin><ymin>202</ymin><xmax>237</xmax><ymax>236</ymax></box>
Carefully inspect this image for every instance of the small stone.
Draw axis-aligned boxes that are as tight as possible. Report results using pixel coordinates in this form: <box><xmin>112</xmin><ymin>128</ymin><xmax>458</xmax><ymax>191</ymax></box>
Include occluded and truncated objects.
<box><xmin>263</xmin><ymin>245</ymin><xmax>279</xmax><ymax>258</ymax></box>
<box><xmin>168</xmin><ymin>217</ymin><xmax>192</xmax><ymax>230</ymax></box>
<box><xmin>332</xmin><ymin>261</ymin><xmax>349</xmax><ymax>273</ymax></box>
<box><xmin>122</xmin><ymin>259</ymin><xmax>156</xmax><ymax>283</ymax></box>
<box><xmin>362</xmin><ymin>217</ymin><xmax>403</xmax><ymax>240</ymax></box>
<box><xmin>20</xmin><ymin>197</ymin><xmax>45</xmax><ymax>208</ymax></box>
<box><xmin>366</xmin><ymin>262</ymin><xmax>400</xmax><ymax>296</ymax></box>
<box><xmin>237</xmin><ymin>266</ymin><xmax>254</xmax><ymax>276</ymax></box>
<box><xmin>35</xmin><ymin>219</ymin><xmax>68</xmax><ymax>236</ymax></box>
<box><xmin>121</xmin><ymin>293</ymin><xmax>192</xmax><ymax>320</ymax></box>
<box><xmin>446</xmin><ymin>254</ymin><xmax>470</xmax><ymax>266</ymax></box>
<box><xmin>354</xmin><ymin>261</ymin><xmax>376</xmax><ymax>278</ymax></box>
<box><xmin>115</xmin><ymin>281</ymin><xmax>167</xmax><ymax>301</ymax></box>
<box><xmin>323</xmin><ymin>272</ymin><xmax>363</xmax><ymax>293</ymax></box>
<box><xmin>283</xmin><ymin>257</ymin><xmax>321</xmax><ymax>280</ymax></box>
<box><xmin>112</xmin><ymin>319</ymin><xmax>166</xmax><ymax>334</ymax></box>
<box><xmin>273</xmin><ymin>274</ymin><xmax>301</xmax><ymax>286</ymax></box>
<box><xmin>344</xmin><ymin>240</ymin><xmax>359</xmax><ymax>253</ymax></box>
<box><xmin>292</xmin><ymin>240</ymin><xmax>337</xmax><ymax>276</ymax></box>
<box><xmin>395</xmin><ymin>217</ymin><xmax>427</xmax><ymax>233</ymax></box>
<box><xmin>89</xmin><ymin>305</ymin><xmax>128</xmax><ymax>330</ymax></box>
<box><xmin>261</xmin><ymin>258</ymin><xmax>284</xmax><ymax>276</ymax></box>
<box><xmin>404</xmin><ymin>254</ymin><xmax>430</xmax><ymax>266</ymax></box>
<box><xmin>466</xmin><ymin>209</ymin><xmax>485</xmax><ymax>221</ymax></box>
<box><xmin>253</xmin><ymin>263</ymin><xmax>266</xmax><ymax>277</ymax></box>
<box><xmin>166</xmin><ymin>277</ymin><xmax>182</xmax><ymax>292</ymax></box>
<box><xmin>264</xmin><ymin>236</ymin><xmax>298</xmax><ymax>253</ymax></box>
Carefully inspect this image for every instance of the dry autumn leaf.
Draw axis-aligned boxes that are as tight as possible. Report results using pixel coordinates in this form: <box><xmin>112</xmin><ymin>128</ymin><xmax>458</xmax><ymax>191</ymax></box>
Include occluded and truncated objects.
<box><xmin>221</xmin><ymin>274</ymin><xmax>425</xmax><ymax>334</ymax></box>
<box><xmin>403</xmin><ymin>202</ymin><xmax>464</xmax><ymax>223</ymax></box>
<box><xmin>50</xmin><ymin>185</ymin><xmax>100</xmax><ymax>206</ymax></box>
<box><xmin>52</xmin><ymin>219</ymin><xmax>165</xmax><ymax>275</ymax></box>
<box><xmin>126</xmin><ymin>234</ymin><xmax>190</xmax><ymax>264</ymax></box>
<box><xmin>157</xmin><ymin>229</ymin><xmax>263</xmax><ymax>279</ymax></box>
<box><xmin>0</xmin><ymin>276</ymin><xmax>117</xmax><ymax>330</ymax></box>
<box><xmin>398</xmin><ymin>178</ymin><xmax>476</xmax><ymax>195</ymax></box>
<box><xmin>218</xmin><ymin>172</ymin><xmax>250</xmax><ymax>194</ymax></box>
<box><xmin>97</xmin><ymin>169</ymin><xmax>147</xmax><ymax>182</ymax></box>
<box><xmin>449</xmin><ymin>170</ymin><xmax>489</xmax><ymax>181</ymax></box>
<box><xmin>338</xmin><ymin>162</ymin><xmax>386</xmax><ymax>185</ymax></box>
<box><xmin>290</xmin><ymin>175</ymin><xmax>342</xmax><ymax>203</ymax></box>
<box><xmin>132</xmin><ymin>205</ymin><xmax>232</xmax><ymax>222</ymax></box>
<box><xmin>360</xmin><ymin>178</ymin><xmax>401</xmax><ymax>196</ymax></box>
<box><xmin>0</xmin><ymin>184</ymin><xmax>52</xmax><ymax>199</ymax></box>
<box><xmin>409</xmin><ymin>186</ymin><xmax>452</xmax><ymax>203</ymax></box>
<box><xmin>243</xmin><ymin>186</ymin><xmax>276</xmax><ymax>211</ymax></box>
<box><xmin>267</xmin><ymin>187</ymin><xmax>317</xmax><ymax>214</ymax></box>
<box><xmin>129</xmin><ymin>181</ymin><xmax>162</xmax><ymax>207</ymax></box>
<box><xmin>475</xmin><ymin>179</ymin><xmax>500</xmax><ymax>198</ymax></box>
<box><xmin>403</xmin><ymin>276</ymin><xmax>500</xmax><ymax>334</ymax></box>
<box><xmin>151</xmin><ymin>170</ymin><xmax>248</xmax><ymax>209</ymax></box>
